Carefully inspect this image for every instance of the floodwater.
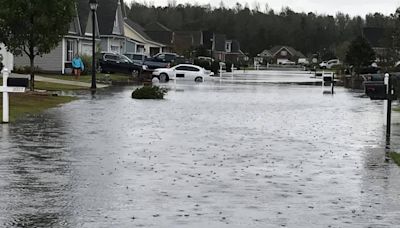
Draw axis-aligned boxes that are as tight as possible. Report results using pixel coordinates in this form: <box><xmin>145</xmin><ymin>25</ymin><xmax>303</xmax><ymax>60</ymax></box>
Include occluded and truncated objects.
<box><xmin>1</xmin><ymin>71</ymin><xmax>400</xmax><ymax>228</ymax></box>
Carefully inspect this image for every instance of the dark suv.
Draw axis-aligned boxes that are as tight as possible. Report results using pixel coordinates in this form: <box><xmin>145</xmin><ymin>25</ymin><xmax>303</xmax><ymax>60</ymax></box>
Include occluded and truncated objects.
<box><xmin>151</xmin><ymin>53</ymin><xmax>187</xmax><ymax>65</ymax></box>
<box><xmin>98</xmin><ymin>53</ymin><xmax>144</xmax><ymax>75</ymax></box>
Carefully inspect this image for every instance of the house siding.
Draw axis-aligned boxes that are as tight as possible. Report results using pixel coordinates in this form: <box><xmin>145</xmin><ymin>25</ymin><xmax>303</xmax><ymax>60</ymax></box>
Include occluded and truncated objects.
<box><xmin>100</xmin><ymin>39</ymin><xmax>108</xmax><ymax>52</ymax></box>
<box><xmin>126</xmin><ymin>41</ymin><xmax>136</xmax><ymax>53</ymax></box>
<box><xmin>14</xmin><ymin>42</ymin><xmax>63</xmax><ymax>73</ymax></box>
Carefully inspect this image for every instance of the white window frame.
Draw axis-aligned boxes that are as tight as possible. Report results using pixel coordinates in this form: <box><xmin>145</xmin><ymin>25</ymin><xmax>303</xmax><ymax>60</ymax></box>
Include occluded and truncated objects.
<box><xmin>66</xmin><ymin>40</ymin><xmax>75</xmax><ymax>62</ymax></box>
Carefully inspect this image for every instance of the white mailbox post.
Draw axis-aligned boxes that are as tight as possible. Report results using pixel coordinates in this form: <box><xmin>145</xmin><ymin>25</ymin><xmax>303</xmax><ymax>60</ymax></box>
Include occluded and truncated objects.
<box><xmin>1</xmin><ymin>68</ymin><xmax>26</xmax><ymax>123</ymax></box>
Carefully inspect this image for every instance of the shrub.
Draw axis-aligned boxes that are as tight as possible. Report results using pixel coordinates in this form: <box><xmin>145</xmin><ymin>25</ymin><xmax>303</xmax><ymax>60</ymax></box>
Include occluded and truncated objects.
<box><xmin>81</xmin><ymin>55</ymin><xmax>92</xmax><ymax>75</ymax></box>
<box><xmin>131</xmin><ymin>86</ymin><xmax>167</xmax><ymax>99</ymax></box>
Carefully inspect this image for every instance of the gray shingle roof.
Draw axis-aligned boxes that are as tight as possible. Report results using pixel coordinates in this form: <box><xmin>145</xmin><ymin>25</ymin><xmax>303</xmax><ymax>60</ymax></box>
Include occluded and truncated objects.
<box><xmin>78</xmin><ymin>0</ymin><xmax>125</xmax><ymax>36</ymax></box>
<box><xmin>124</xmin><ymin>18</ymin><xmax>152</xmax><ymax>41</ymax></box>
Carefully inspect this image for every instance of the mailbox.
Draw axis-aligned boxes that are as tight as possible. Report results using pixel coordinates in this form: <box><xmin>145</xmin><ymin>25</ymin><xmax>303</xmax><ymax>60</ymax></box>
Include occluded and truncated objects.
<box><xmin>364</xmin><ymin>81</ymin><xmax>387</xmax><ymax>100</ymax></box>
<box><xmin>8</xmin><ymin>77</ymin><xmax>29</xmax><ymax>87</ymax></box>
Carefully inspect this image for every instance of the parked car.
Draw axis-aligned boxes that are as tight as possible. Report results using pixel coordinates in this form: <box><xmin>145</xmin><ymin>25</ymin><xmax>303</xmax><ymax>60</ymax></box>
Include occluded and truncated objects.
<box><xmin>326</xmin><ymin>59</ymin><xmax>341</xmax><ymax>69</ymax></box>
<box><xmin>151</xmin><ymin>52</ymin><xmax>188</xmax><ymax>65</ymax></box>
<box><xmin>124</xmin><ymin>53</ymin><xmax>149</xmax><ymax>65</ymax></box>
<box><xmin>125</xmin><ymin>53</ymin><xmax>170</xmax><ymax>70</ymax></box>
<box><xmin>98</xmin><ymin>53</ymin><xmax>146</xmax><ymax>75</ymax></box>
<box><xmin>297</xmin><ymin>58</ymin><xmax>310</xmax><ymax>66</ymax></box>
<box><xmin>319</xmin><ymin>61</ymin><xmax>328</xmax><ymax>69</ymax></box>
<box><xmin>279</xmin><ymin>59</ymin><xmax>296</xmax><ymax>65</ymax></box>
<box><xmin>152</xmin><ymin>64</ymin><xmax>211</xmax><ymax>82</ymax></box>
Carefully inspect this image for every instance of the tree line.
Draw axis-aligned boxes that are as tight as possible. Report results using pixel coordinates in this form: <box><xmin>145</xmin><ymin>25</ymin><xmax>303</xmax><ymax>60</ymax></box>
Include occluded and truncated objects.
<box><xmin>127</xmin><ymin>1</ymin><xmax>400</xmax><ymax>62</ymax></box>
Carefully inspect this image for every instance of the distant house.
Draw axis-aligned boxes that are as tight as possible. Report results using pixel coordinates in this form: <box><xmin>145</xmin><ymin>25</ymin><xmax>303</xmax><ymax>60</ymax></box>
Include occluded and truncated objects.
<box><xmin>14</xmin><ymin>1</ymin><xmax>100</xmax><ymax>74</ymax></box>
<box><xmin>124</xmin><ymin>19</ymin><xmax>166</xmax><ymax>56</ymax></box>
<box><xmin>144</xmin><ymin>22</ymin><xmax>174</xmax><ymax>53</ymax></box>
<box><xmin>259</xmin><ymin>46</ymin><xmax>305</xmax><ymax>64</ymax></box>
<box><xmin>209</xmin><ymin>33</ymin><xmax>246</xmax><ymax>62</ymax></box>
<box><xmin>173</xmin><ymin>31</ymin><xmax>203</xmax><ymax>56</ymax></box>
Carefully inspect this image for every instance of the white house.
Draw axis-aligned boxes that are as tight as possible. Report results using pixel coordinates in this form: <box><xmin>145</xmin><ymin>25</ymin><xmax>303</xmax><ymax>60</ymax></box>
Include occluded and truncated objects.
<box><xmin>0</xmin><ymin>44</ymin><xmax>14</xmax><ymax>71</ymax></box>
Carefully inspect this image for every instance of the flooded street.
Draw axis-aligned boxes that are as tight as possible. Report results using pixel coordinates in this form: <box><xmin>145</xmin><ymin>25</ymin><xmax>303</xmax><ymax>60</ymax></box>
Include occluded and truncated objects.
<box><xmin>1</xmin><ymin>72</ymin><xmax>400</xmax><ymax>227</ymax></box>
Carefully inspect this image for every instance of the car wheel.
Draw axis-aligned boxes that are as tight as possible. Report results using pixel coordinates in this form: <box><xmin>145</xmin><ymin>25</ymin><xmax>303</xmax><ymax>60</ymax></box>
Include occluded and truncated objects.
<box><xmin>159</xmin><ymin>73</ymin><xmax>169</xmax><ymax>83</ymax></box>
<box><xmin>195</xmin><ymin>77</ymin><xmax>203</xmax><ymax>82</ymax></box>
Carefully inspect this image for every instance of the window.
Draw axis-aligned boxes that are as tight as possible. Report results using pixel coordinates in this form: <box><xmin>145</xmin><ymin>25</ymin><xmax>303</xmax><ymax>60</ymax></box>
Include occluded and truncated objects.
<box><xmin>110</xmin><ymin>45</ymin><xmax>120</xmax><ymax>53</ymax></box>
<box><xmin>225</xmin><ymin>41</ymin><xmax>232</xmax><ymax>53</ymax></box>
<box><xmin>175</xmin><ymin>66</ymin><xmax>200</xmax><ymax>72</ymax></box>
<box><xmin>136</xmin><ymin>45</ymin><xmax>145</xmax><ymax>53</ymax></box>
<box><xmin>104</xmin><ymin>54</ymin><xmax>118</xmax><ymax>61</ymax></box>
<box><xmin>66</xmin><ymin>40</ymin><xmax>75</xmax><ymax>61</ymax></box>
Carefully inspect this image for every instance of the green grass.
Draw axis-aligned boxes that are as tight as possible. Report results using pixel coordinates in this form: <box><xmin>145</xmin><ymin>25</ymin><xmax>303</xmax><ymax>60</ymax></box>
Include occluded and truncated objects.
<box><xmin>389</xmin><ymin>152</ymin><xmax>400</xmax><ymax>166</ymax></box>
<box><xmin>39</xmin><ymin>73</ymin><xmax>132</xmax><ymax>83</ymax></box>
<box><xmin>1</xmin><ymin>93</ymin><xmax>75</xmax><ymax>122</ymax></box>
<box><xmin>1</xmin><ymin>81</ymin><xmax>86</xmax><ymax>91</ymax></box>
<box><xmin>34</xmin><ymin>81</ymin><xmax>87</xmax><ymax>91</ymax></box>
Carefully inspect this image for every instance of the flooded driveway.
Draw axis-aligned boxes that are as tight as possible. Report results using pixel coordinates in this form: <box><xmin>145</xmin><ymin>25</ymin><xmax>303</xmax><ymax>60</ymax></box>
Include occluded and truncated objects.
<box><xmin>1</xmin><ymin>73</ymin><xmax>400</xmax><ymax>227</ymax></box>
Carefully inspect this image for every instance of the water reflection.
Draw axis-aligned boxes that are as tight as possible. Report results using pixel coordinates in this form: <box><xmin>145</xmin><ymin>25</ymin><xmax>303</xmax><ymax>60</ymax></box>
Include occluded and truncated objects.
<box><xmin>1</xmin><ymin>115</ymin><xmax>73</xmax><ymax>227</ymax></box>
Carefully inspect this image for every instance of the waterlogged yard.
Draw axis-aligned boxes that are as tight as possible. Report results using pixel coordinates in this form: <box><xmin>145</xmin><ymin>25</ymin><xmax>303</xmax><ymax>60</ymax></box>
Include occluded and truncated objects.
<box><xmin>1</xmin><ymin>73</ymin><xmax>400</xmax><ymax>227</ymax></box>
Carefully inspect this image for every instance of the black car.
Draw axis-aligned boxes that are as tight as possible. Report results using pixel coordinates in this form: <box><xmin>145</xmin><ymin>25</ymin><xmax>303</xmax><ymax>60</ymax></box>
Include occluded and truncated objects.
<box><xmin>151</xmin><ymin>52</ymin><xmax>188</xmax><ymax>65</ymax></box>
<box><xmin>98</xmin><ymin>53</ymin><xmax>144</xmax><ymax>75</ymax></box>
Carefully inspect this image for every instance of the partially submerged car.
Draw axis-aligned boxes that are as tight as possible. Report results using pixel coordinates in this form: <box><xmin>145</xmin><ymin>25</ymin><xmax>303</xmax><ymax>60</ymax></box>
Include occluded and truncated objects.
<box><xmin>152</xmin><ymin>64</ymin><xmax>212</xmax><ymax>82</ymax></box>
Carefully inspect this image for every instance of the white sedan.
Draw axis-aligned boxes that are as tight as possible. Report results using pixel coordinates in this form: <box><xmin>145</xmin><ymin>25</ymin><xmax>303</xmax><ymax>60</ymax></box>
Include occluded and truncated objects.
<box><xmin>152</xmin><ymin>64</ymin><xmax>211</xmax><ymax>83</ymax></box>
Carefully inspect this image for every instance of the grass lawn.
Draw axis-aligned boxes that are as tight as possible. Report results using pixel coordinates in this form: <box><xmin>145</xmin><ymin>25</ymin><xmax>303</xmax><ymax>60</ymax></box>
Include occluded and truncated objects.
<box><xmin>389</xmin><ymin>152</ymin><xmax>400</xmax><ymax>166</ymax></box>
<box><xmin>34</xmin><ymin>81</ymin><xmax>87</xmax><ymax>91</ymax></box>
<box><xmin>1</xmin><ymin>93</ymin><xmax>75</xmax><ymax>122</ymax></box>
<box><xmin>38</xmin><ymin>73</ymin><xmax>132</xmax><ymax>83</ymax></box>
<box><xmin>1</xmin><ymin>81</ymin><xmax>87</xmax><ymax>91</ymax></box>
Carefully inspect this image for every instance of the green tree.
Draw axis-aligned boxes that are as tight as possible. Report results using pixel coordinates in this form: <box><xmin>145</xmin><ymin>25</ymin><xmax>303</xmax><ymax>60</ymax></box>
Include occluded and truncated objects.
<box><xmin>345</xmin><ymin>36</ymin><xmax>376</xmax><ymax>73</ymax></box>
<box><xmin>0</xmin><ymin>0</ymin><xmax>75</xmax><ymax>90</ymax></box>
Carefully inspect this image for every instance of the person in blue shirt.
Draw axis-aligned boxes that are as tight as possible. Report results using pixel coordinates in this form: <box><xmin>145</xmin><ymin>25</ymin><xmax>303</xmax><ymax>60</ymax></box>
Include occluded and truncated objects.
<box><xmin>72</xmin><ymin>54</ymin><xmax>84</xmax><ymax>80</ymax></box>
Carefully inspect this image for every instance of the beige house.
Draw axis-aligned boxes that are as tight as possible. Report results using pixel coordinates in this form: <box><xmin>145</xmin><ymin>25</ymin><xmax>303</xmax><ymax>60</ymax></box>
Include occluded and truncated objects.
<box><xmin>124</xmin><ymin>19</ymin><xmax>166</xmax><ymax>57</ymax></box>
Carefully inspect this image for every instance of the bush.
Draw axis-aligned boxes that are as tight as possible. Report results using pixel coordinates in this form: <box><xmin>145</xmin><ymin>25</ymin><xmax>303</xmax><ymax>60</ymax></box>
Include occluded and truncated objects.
<box><xmin>131</xmin><ymin>86</ymin><xmax>167</xmax><ymax>99</ymax></box>
<box><xmin>81</xmin><ymin>55</ymin><xmax>92</xmax><ymax>75</ymax></box>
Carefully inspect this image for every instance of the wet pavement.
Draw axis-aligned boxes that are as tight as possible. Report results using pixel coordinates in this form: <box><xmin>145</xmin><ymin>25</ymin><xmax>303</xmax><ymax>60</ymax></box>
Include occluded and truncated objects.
<box><xmin>1</xmin><ymin>72</ymin><xmax>400</xmax><ymax>227</ymax></box>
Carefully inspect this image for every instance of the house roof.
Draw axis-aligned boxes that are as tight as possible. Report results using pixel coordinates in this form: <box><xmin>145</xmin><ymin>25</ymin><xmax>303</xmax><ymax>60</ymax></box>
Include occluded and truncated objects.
<box><xmin>259</xmin><ymin>49</ymin><xmax>272</xmax><ymax>57</ymax></box>
<box><xmin>97</xmin><ymin>0</ymin><xmax>125</xmax><ymax>35</ymax></box>
<box><xmin>270</xmin><ymin>46</ymin><xmax>305</xmax><ymax>58</ymax></box>
<box><xmin>214</xmin><ymin>34</ymin><xmax>226</xmax><ymax>52</ymax></box>
<box><xmin>125</xmin><ymin>18</ymin><xmax>152</xmax><ymax>41</ymax></box>
<box><xmin>363</xmin><ymin>27</ymin><xmax>385</xmax><ymax>47</ymax></box>
<box><xmin>77</xmin><ymin>0</ymin><xmax>125</xmax><ymax>36</ymax></box>
<box><xmin>144</xmin><ymin>22</ymin><xmax>174</xmax><ymax>45</ymax></box>
<box><xmin>77</xmin><ymin>0</ymin><xmax>91</xmax><ymax>34</ymax></box>
<box><xmin>174</xmin><ymin>31</ymin><xmax>202</xmax><ymax>46</ymax></box>
<box><xmin>144</xmin><ymin>22</ymin><xmax>172</xmax><ymax>32</ymax></box>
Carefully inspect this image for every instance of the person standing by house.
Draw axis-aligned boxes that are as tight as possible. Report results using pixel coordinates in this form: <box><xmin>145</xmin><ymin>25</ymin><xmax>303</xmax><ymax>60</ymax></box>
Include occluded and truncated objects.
<box><xmin>72</xmin><ymin>54</ymin><xmax>84</xmax><ymax>80</ymax></box>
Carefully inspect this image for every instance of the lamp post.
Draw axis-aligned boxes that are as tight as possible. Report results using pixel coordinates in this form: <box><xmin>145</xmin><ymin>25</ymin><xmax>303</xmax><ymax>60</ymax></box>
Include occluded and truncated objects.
<box><xmin>89</xmin><ymin>0</ymin><xmax>98</xmax><ymax>90</ymax></box>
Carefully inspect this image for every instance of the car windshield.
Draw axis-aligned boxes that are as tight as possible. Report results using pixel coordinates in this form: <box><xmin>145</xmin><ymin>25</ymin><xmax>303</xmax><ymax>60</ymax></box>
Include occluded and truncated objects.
<box><xmin>131</xmin><ymin>55</ymin><xmax>144</xmax><ymax>60</ymax></box>
<box><xmin>121</xmin><ymin>55</ymin><xmax>133</xmax><ymax>63</ymax></box>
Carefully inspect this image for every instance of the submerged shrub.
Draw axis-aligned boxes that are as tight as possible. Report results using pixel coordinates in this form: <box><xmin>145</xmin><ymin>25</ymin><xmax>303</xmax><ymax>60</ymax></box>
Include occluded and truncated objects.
<box><xmin>131</xmin><ymin>86</ymin><xmax>167</xmax><ymax>99</ymax></box>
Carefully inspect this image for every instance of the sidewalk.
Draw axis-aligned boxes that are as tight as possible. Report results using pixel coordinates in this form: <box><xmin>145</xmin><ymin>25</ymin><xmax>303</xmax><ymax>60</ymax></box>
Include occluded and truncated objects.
<box><xmin>10</xmin><ymin>73</ymin><xmax>109</xmax><ymax>88</ymax></box>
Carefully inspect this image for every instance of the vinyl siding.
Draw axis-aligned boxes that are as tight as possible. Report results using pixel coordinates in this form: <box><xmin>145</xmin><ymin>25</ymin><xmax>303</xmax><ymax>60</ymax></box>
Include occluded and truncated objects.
<box><xmin>125</xmin><ymin>41</ymin><xmax>136</xmax><ymax>53</ymax></box>
<box><xmin>14</xmin><ymin>42</ymin><xmax>63</xmax><ymax>73</ymax></box>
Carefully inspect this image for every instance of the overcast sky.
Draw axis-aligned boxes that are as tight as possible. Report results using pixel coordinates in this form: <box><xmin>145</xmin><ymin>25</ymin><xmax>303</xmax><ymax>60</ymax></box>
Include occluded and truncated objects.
<box><xmin>126</xmin><ymin>0</ymin><xmax>400</xmax><ymax>16</ymax></box>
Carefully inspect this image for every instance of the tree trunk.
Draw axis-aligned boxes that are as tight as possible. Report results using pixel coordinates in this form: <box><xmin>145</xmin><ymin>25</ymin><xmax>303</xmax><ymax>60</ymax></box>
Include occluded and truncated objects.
<box><xmin>30</xmin><ymin>56</ymin><xmax>35</xmax><ymax>91</ymax></box>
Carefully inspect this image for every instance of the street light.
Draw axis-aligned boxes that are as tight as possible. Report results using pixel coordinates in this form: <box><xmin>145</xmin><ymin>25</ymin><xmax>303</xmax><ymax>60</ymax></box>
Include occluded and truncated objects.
<box><xmin>89</xmin><ymin>0</ymin><xmax>98</xmax><ymax>90</ymax></box>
